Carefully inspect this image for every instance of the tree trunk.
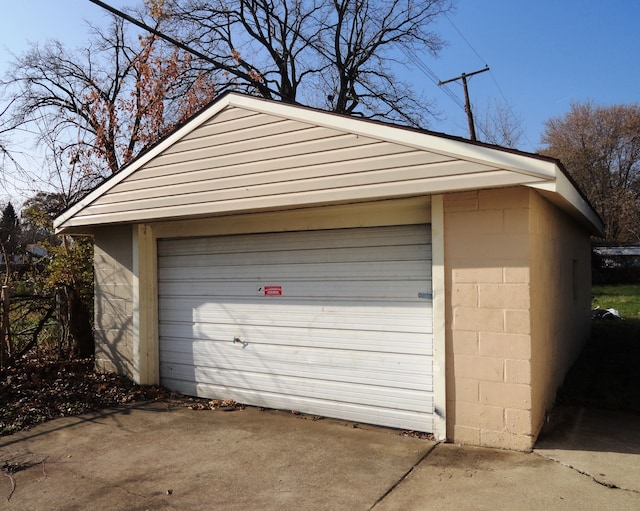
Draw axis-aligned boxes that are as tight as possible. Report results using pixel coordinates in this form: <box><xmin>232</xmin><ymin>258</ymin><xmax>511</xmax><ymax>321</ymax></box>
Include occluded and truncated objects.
<box><xmin>71</xmin><ymin>288</ymin><xmax>94</xmax><ymax>358</ymax></box>
<box><xmin>0</xmin><ymin>286</ymin><xmax>10</xmax><ymax>367</ymax></box>
<box><xmin>59</xmin><ymin>286</ymin><xmax>94</xmax><ymax>358</ymax></box>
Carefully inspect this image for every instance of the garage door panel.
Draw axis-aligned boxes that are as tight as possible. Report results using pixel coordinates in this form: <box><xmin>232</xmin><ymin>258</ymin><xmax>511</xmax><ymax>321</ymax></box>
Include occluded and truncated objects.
<box><xmin>159</xmin><ymin>317</ymin><xmax>433</xmax><ymax>338</ymax></box>
<box><xmin>160</xmin><ymin>364</ymin><xmax>433</xmax><ymax>412</ymax></box>
<box><xmin>161</xmin><ymin>361</ymin><xmax>433</xmax><ymax>396</ymax></box>
<box><xmin>158</xmin><ymin>280</ymin><xmax>432</xmax><ymax>300</ymax></box>
<box><xmin>159</xmin><ymin>260</ymin><xmax>432</xmax><ymax>281</ymax></box>
<box><xmin>158</xmin><ymin>225</ymin><xmax>431</xmax><ymax>256</ymax></box>
<box><xmin>158</xmin><ymin>225</ymin><xmax>434</xmax><ymax>432</ymax></box>
<box><xmin>159</xmin><ymin>322</ymin><xmax>433</xmax><ymax>355</ymax></box>
<box><xmin>160</xmin><ymin>298</ymin><xmax>432</xmax><ymax>333</ymax></box>
<box><xmin>159</xmin><ymin>245</ymin><xmax>431</xmax><ymax>268</ymax></box>
<box><xmin>159</xmin><ymin>357</ymin><xmax>433</xmax><ymax>392</ymax></box>
<box><xmin>162</xmin><ymin>325</ymin><xmax>433</xmax><ymax>356</ymax></box>
<box><xmin>160</xmin><ymin>378</ymin><xmax>434</xmax><ymax>432</ymax></box>
<box><xmin>159</xmin><ymin>300</ymin><xmax>432</xmax><ymax>335</ymax></box>
<box><xmin>160</xmin><ymin>327</ymin><xmax>433</xmax><ymax>351</ymax></box>
<box><xmin>159</xmin><ymin>342</ymin><xmax>433</xmax><ymax>389</ymax></box>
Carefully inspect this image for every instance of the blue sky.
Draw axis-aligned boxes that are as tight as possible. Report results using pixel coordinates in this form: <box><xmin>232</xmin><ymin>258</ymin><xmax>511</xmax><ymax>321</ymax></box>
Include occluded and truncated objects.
<box><xmin>429</xmin><ymin>0</ymin><xmax>640</xmax><ymax>150</ymax></box>
<box><xmin>1</xmin><ymin>0</ymin><xmax>640</xmax><ymax>203</ymax></box>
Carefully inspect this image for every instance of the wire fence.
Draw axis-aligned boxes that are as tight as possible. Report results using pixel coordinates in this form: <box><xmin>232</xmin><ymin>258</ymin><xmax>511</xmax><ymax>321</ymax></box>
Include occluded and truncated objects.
<box><xmin>0</xmin><ymin>286</ymin><xmax>63</xmax><ymax>368</ymax></box>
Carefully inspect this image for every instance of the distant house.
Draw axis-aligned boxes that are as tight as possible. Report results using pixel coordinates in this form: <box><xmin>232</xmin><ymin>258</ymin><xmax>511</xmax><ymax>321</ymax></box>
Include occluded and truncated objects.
<box><xmin>593</xmin><ymin>244</ymin><xmax>640</xmax><ymax>283</ymax></box>
<box><xmin>54</xmin><ymin>93</ymin><xmax>603</xmax><ymax>451</ymax></box>
<box><xmin>25</xmin><ymin>244</ymin><xmax>48</xmax><ymax>260</ymax></box>
<box><xmin>0</xmin><ymin>250</ymin><xmax>23</xmax><ymax>269</ymax></box>
<box><xmin>0</xmin><ymin>244</ymin><xmax>47</xmax><ymax>273</ymax></box>
<box><xmin>593</xmin><ymin>245</ymin><xmax>640</xmax><ymax>268</ymax></box>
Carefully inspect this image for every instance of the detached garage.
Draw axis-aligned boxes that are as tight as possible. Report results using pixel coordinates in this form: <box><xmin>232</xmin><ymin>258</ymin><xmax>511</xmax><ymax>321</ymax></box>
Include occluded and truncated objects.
<box><xmin>54</xmin><ymin>93</ymin><xmax>603</xmax><ymax>450</ymax></box>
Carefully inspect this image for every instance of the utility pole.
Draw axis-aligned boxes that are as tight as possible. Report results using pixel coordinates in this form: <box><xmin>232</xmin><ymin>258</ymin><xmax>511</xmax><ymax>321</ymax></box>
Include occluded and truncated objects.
<box><xmin>439</xmin><ymin>66</ymin><xmax>490</xmax><ymax>141</ymax></box>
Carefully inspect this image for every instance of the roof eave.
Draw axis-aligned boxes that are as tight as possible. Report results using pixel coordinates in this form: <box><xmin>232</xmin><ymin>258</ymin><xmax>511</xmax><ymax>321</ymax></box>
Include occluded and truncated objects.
<box><xmin>53</xmin><ymin>93</ymin><xmax>602</xmax><ymax>236</ymax></box>
<box><xmin>54</xmin><ymin>94</ymin><xmax>238</xmax><ymax>233</ymax></box>
<box><xmin>527</xmin><ymin>168</ymin><xmax>605</xmax><ymax>236</ymax></box>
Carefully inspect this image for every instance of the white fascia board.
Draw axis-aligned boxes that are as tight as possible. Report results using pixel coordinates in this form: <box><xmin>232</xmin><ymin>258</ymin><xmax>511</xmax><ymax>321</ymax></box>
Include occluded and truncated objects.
<box><xmin>225</xmin><ymin>94</ymin><xmax>559</xmax><ymax>181</ymax></box>
<box><xmin>54</xmin><ymin>95</ymin><xmax>236</xmax><ymax>232</ymax></box>
<box><xmin>527</xmin><ymin>169</ymin><xmax>604</xmax><ymax>236</ymax></box>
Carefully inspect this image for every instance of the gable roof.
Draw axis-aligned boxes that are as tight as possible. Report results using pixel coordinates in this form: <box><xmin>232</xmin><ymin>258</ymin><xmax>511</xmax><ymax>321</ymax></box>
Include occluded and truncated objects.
<box><xmin>54</xmin><ymin>92</ymin><xmax>603</xmax><ymax>235</ymax></box>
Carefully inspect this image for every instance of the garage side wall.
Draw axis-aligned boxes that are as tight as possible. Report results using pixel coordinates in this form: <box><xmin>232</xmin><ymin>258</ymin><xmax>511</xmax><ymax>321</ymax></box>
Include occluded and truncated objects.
<box><xmin>444</xmin><ymin>188</ymin><xmax>534</xmax><ymax>451</ymax></box>
<box><xmin>529</xmin><ymin>191</ymin><xmax>591</xmax><ymax>435</ymax></box>
<box><xmin>93</xmin><ymin>225</ymin><xmax>135</xmax><ymax>379</ymax></box>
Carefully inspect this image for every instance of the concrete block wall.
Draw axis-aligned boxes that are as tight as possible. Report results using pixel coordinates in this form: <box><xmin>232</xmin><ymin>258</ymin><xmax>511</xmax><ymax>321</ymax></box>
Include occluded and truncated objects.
<box><xmin>528</xmin><ymin>191</ymin><xmax>591</xmax><ymax>435</ymax></box>
<box><xmin>93</xmin><ymin>225</ymin><xmax>135</xmax><ymax>379</ymax></box>
<box><xmin>444</xmin><ymin>188</ymin><xmax>535</xmax><ymax>450</ymax></box>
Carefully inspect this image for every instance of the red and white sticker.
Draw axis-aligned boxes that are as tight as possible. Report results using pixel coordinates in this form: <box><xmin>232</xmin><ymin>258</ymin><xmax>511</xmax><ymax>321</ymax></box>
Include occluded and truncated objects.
<box><xmin>259</xmin><ymin>285</ymin><xmax>283</xmax><ymax>296</ymax></box>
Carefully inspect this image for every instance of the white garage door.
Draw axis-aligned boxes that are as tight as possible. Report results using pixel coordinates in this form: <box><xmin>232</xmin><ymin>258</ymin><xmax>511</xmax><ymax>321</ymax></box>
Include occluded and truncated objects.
<box><xmin>158</xmin><ymin>224</ymin><xmax>434</xmax><ymax>432</ymax></box>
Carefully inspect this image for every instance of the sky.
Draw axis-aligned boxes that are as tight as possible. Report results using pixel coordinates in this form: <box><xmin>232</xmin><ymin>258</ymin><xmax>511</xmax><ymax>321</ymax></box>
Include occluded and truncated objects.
<box><xmin>1</xmin><ymin>0</ymin><xmax>640</xmax><ymax>205</ymax></box>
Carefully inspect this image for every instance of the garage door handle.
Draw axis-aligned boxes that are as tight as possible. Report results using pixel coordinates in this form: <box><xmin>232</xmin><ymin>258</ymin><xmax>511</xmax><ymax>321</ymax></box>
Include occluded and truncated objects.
<box><xmin>233</xmin><ymin>336</ymin><xmax>249</xmax><ymax>348</ymax></box>
<box><xmin>418</xmin><ymin>292</ymin><xmax>433</xmax><ymax>299</ymax></box>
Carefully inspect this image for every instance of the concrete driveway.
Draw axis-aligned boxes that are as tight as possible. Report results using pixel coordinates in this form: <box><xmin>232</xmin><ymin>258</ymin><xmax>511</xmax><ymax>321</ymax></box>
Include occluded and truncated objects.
<box><xmin>1</xmin><ymin>401</ymin><xmax>639</xmax><ymax>510</ymax></box>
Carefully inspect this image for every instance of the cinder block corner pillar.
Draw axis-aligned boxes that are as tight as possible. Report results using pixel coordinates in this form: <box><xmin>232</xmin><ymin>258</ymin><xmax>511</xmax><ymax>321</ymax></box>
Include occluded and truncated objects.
<box><xmin>444</xmin><ymin>188</ymin><xmax>536</xmax><ymax>451</ymax></box>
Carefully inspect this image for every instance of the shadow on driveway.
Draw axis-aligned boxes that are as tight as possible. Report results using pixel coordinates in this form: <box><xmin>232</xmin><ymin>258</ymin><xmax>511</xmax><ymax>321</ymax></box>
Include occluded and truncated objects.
<box><xmin>1</xmin><ymin>402</ymin><xmax>639</xmax><ymax>510</ymax></box>
<box><xmin>0</xmin><ymin>401</ymin><xmax>432</xmax><ymax>511</ymax></box>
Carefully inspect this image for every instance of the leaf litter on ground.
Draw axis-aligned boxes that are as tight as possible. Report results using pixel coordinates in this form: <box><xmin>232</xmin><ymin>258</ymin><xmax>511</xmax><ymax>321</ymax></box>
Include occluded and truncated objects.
<box><xmin>0</xmin><ymin>357</ymin><xmax>179</xmax><ymax>437</ymax></box>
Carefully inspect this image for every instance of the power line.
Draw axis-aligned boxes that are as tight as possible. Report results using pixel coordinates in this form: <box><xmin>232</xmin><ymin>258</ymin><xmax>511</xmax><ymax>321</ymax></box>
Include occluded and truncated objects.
<box><xmin>439</xmin><ymin>66</ymin><xmax>490</xmax><ymax>141</ymax></box>
<box><xmin>88</xmin><ymin>0</ymin><xmax>497</xmax><ymax>143</ymax></box>
<box><xmin>445</xmin><ymin>13</ymin><xmax>533</xmax><ymax>148</ymax></box>
<box><xmin>400</xmin><ymin>47</ymin><xmax>495</xmax><ymax>141</ymax></box>
<box><xmin>445</xmin><ymin>14</ymin><xmax>488</xmax><ymax>66</ymax></box>
<box><xmin>445</xmin><ymin>10</ymin><xmax>516</xmax><ymax>112</ymax></box>
<box><xmin>400</xmin><ymin>47</ymin><xmax>466</xmax><ymax>111</ymax></box>
<box><xmin>87</xmin><ymin>0</ymin><xmax>219</xmax><ymax>67</ymax></box>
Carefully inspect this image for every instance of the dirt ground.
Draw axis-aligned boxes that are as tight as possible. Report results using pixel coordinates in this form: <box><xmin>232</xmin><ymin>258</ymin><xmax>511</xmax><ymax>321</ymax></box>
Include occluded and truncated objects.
<box><xmin>0</xmin><ymin>357</ymin><xmax>219</xmax><ymax>438</ymax></box>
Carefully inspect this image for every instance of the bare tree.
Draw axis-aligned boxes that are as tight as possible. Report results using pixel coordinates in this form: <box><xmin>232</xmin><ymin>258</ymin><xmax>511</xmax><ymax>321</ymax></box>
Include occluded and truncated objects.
<box><xmin>4</xmin><ymin>0</ymin><xmax>453</xmax><ymax>193</ymax></box>
<box><xmin>541</xmin><ymin>101</ymin><xmax>640</xmax><ymax>242</ymax></box>
<box><xmin>322</xmin><ymin>0</ymin><xmax>450</xmax><ymax>125</ymax></box>
<box><xmin>475</xmin><ymin>99</ymin><xmax>524</xmax><ymax>149</ymax></box>
<box><xmin>0</xmin><ymin>8</ymin><xmax>217</xmax><ymax>361</ymax></box>
<box><xmin>0</xmin><ymin>102</ymin><xmax>13</xmax><ymax>161</ymax></box>
<box><xmin>0</xmin><ymin>99</ymin><xmax>23</xmax><ymax>193</ymax></box>
<box><xmin>163</xmin><ymin>0</ymin><xmax>453</xmax><ymax>126</ymax></box>
<box><xmin>165</xmin><ymin>0</ymin><xmax>324</xmax><ymax>101</ymax></box>
<box><xmin>3</xmin><ymin>12</ymin><xmax>215</xmax><ymax>188</ymax></box>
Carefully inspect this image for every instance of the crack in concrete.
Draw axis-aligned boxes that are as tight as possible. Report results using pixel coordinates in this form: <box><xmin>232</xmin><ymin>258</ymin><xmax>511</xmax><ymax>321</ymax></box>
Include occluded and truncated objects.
<box><xmin>534</xmin><ymin>451</ymin><xmax>640</xmax><ymax>495</ymax></box>
<box><xmin>368</xmin><ymin>442</ymin><xmax>440</xmax><ymax>510</ymax></box>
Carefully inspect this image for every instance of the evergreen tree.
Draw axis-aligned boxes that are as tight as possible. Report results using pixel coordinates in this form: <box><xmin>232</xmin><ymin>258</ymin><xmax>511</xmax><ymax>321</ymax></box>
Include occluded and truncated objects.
<box><xmin>0</xmin><ymin>202</ymin><xmax>21</xmax><ymax>273</ymax></box>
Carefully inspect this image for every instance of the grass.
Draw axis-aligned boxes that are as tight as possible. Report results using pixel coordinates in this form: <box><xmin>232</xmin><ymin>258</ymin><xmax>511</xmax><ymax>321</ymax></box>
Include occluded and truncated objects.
<box><xmin>591</xmin><ymin>283</ymin><xmax>640</xmax><ymax>319</ymax></box>
<box><xmin>557</xmin><ymin>283</ymin><xmax>640</xmax><ymax>413</ymax></box>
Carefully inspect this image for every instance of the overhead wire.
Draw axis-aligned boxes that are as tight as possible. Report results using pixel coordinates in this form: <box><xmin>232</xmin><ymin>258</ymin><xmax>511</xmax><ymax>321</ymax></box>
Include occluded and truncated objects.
<box><xmin>402</xmin><ymin>45</ymin><xmax>495</xmax><ymax>141</ymax></box>
<box><xmin>88</xmin><ymin>0</ymin><xmax>527</xmax><ymax>146</ymax></box>
<box><xmin>399</xmin><ymin>30</ymin><xmax>495</xmax><ymax>140</ymax></box>
<box><xmin>444</xmin><ymin>14</ymin><xmax>488</xmax><ymax>66</ymax></box>
<box><xmin>399</xmin><ymin>46</ymin><xmax>466</xmax><ymax>112</ymax></box>
<box><xmin>444</xmin><ymin>13</ymin><xmax>534</xmax><ymax>148</ymax></box>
